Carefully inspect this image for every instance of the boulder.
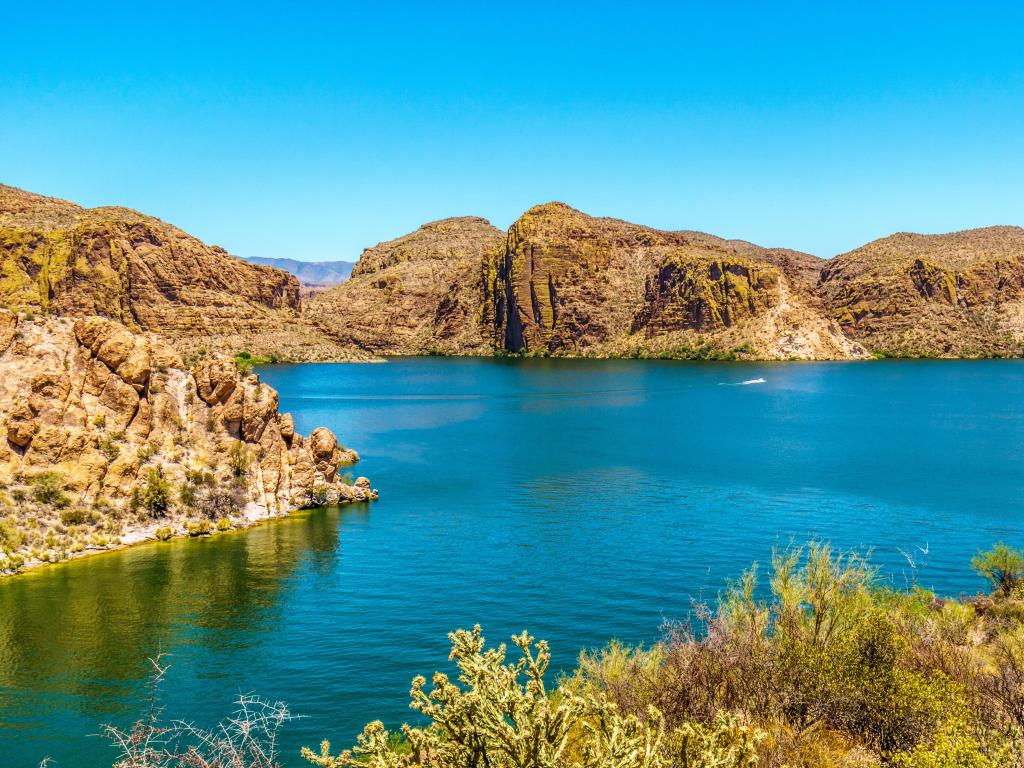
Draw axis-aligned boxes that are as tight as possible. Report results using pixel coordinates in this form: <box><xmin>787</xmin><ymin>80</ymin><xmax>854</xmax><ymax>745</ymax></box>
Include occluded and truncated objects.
<box><xmin>0</xmin><ymin>310</ymin><xmax>17</xmax><ymax>353</ymax></box>
<box><xmin>6</xmin><ymin>404</ymin><xmax>36</xmax><ymax>447</ymax></box>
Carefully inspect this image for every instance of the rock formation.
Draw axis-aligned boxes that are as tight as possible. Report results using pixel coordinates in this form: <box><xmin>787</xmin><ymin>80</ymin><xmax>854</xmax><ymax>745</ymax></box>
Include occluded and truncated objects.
<box><xmin>305</xmin><ymin>217</ymin><xmax>506</xmax><ymax>354</ymax></box>
<box><xmin>819</xmin><ymin>226</ymin><xmax>1024</xmax><ymax>357</ymax></box>
<box><xmin>0</xmin><ymin>184</ymin><xmax>357</xmax><ymax>361</ymax></box>
<box><xmin>0</xmin><ymin>312</ymin><xmax>375</xmax><ymax>574</ymax></box>
<box><xmin>313</xmin><ymin>202</ymin><xmax>1024</xmax><ymax>360</ymax></box>
<box><xmin>486</xmin><ymin>203</ymin><xmax>864</xmax><ymax>360</ymax></box>
<box><xmin>5</xmin><ymin>183</ymin><xmax>1024</xmax><ymax>360</ymax></box>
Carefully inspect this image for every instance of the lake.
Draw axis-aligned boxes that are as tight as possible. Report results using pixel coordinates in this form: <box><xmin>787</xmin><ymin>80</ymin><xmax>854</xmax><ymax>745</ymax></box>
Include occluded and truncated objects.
<box><xmin>2</xmin><ymin>358</ymin><xmax>1023</xmax><ymax>766</ymax></box>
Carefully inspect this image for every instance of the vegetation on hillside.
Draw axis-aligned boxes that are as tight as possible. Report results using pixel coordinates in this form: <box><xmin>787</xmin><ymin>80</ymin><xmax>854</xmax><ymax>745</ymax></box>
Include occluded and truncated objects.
<box><xmin>102</xmin><ymin>543</ymin><xmax>1024</xmax><ymax>767</ymax></box>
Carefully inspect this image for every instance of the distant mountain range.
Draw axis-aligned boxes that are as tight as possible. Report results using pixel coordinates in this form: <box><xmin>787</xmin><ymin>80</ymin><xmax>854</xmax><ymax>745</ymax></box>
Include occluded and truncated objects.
<box><xmin>244</xmin><ymin>257</ymin><xmax>355</xmax><ymax>286</ymax></box>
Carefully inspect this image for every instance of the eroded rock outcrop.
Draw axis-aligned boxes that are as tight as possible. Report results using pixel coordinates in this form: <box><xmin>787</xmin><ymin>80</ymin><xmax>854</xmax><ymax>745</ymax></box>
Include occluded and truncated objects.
<box><xmin>0</xmin><ymin>312</ymin><xmax>375</xmax><ymax>573</ymax></box>
<box><xmin>818</xmin><ymin>227</ymin><xmax>1024</xmax><ymax>357</ymax></box>
<box><xmin>0</xmin><ymin>184</ymin><xmax>359</xmax><ymax>361</ymax></box>
<box><xmin>305</xmin><ymin>217</ymin><xmax>505</xmax><ymax>354</ymax></box>
<box><xmin>487</xmin><ymin>203</ymin><xmax>864</xmax><ymax>360</ymax></box>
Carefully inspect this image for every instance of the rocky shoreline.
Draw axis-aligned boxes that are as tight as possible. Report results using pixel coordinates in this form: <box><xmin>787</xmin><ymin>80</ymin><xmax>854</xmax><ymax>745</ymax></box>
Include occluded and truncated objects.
<box><xmin>0</xmin><ymin>311</ymin><xmax>377</xmax><ymax>577</ymax></box>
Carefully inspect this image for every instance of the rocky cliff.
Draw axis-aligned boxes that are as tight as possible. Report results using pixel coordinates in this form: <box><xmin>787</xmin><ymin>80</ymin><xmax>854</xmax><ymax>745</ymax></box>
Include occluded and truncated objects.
<box><xmin>305</xmin><ymin>216</ymin><xmax>505</xmax><ymax>354</ymax></box>
<box><xmin>6</xmin><ymin>184</ymin><xmax>1023</xmax><ymax>361</ymax></box>
<box><xmin>0</xmin><ymin>185</ymin><xmax>356</xmax><ymax>361</ymax></box>
<box><xmin>0</xmin><ymin>312</ymin><xmax>376</xmax><ymax>575</ymax></box>
<box><xmin>819</xmin><ymin>226</ymin><xmax>1024</xmax><ymax>357</ymax></box>
<box><xmin>487</xmin><ymin>202</ymin><xmax>864</xmax><ymax>359</ymax></box>
<box><xmin>312</xmin><ymin>202</ymin><xmax>1024</xmax><ymax>360</ymax></box>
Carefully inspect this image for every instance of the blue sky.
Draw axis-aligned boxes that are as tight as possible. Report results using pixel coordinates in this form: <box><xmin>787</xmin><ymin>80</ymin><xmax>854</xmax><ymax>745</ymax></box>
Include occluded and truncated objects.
<box><xmin>3</xmin><ymin>1</ymin><xmax>1023</xmax><ymax>259</ymax></box>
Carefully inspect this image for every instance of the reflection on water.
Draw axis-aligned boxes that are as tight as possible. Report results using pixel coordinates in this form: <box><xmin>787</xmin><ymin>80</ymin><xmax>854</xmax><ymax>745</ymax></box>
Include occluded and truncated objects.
<box><xmin>0</xmin><ymin>505</ymin><xmax>357</xmax><ymax>764</ymax></box>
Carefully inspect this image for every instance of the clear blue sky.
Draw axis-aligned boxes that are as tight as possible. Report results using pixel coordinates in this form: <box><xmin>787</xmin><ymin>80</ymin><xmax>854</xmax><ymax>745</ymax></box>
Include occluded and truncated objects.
<box><xmin>3</xmin><ymin>1</ymin><xmax>1023</xmax><ymax>259</ymax></box>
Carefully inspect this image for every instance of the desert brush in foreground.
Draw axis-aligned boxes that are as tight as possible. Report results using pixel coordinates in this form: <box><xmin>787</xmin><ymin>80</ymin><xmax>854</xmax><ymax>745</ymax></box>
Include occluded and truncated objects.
<box><xmin>104</xmin><ymin>544</ymin><xmax>1024</xmax><ymax>767</ymax></box>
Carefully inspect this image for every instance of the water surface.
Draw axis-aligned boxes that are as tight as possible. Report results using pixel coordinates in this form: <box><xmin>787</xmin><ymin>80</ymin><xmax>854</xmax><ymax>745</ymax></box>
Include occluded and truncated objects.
<box><xmin>2</xmin><ymin>358</ymin><xmax>1023</xmax><ymax>766</ymax></box>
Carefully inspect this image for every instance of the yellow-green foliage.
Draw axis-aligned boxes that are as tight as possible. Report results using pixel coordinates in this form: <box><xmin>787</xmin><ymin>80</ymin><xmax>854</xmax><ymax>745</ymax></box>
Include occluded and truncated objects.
<box><xmin>304</xmin><ymin>625</ymin><xmax>762</xmax><ymax>768</ymax></box>
<box><xmin>972</xmin><ymin>543</ymin><xmax>1024</xmax><ymax>597</ymax></box>
<box><xmin>186</xmin><ymin>519</ymin><xmax>211</xmax><ymax>536</ymax></box>
<box><xmin>307</xmin><ymin>545</ymin><xmax>1024</xmax><ymax>768</ymax></box>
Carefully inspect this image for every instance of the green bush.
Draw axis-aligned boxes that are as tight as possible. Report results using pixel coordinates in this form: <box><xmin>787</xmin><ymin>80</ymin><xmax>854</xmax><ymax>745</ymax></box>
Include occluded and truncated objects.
<box><xmin>229</xmin><ymin>442</ymin><xmax>250</xmax><ymax>478</ymax></box>
<box><xmin>32</xmin><ymin>472</ymin><xmax>70</xmax><ymax>509</ymax></box>
<box><xmin>98</xmin><ymin>435</ymin><xmax>120</xmax><ymax>460</ymax></box>
<box><xmin>138</xmin><ymin>469</ymin><xmax>172</xmax><ymax>518</ymax></box>
<box><xmin>59</xmin><ymin>507</ymin><xmax>90</xmax><ymax>526</ymax></box>
<box><xmin>197</xmin><ymin>486</ymin><xmax>242</xmax><ymax>519</ymax></box>
<box><xmin>154</xmin><ymin>526</ymin><xmax>173</xmax><ymax>541</ymax></box>
<box><xmin>186</xmin><ymin>519</ymin><xmax>212</xmax><ymax>537</ymax></box>
<box><xmin>972</xmin><ymin>544</ymin><xmax>1024</xmax><ymax>596</ymax></box>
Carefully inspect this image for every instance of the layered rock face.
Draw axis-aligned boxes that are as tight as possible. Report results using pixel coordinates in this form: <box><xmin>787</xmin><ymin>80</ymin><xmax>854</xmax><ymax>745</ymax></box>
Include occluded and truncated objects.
<box><xmin>0</xmin><ymin>312</ymin><xmax>374</xmax><ymax>573</ymax></box>
<box><xmin>0</xmin><ymin>185</ymin><xmax>354</xmax><ymax>361</ymax></box>
<box><xmin>306</xmin><ymin>217</ymin><xmax>505</xmax><ymax>354</ymax></box>
<box><xmin>487</xmin><ymin>203</ymin><xmax>864</xmax><ymax>359</ymax></box>
<box><xmin>819</xmin><ymin>227</ymin><xmax>1024</xmax><ymax>357</ymax></box>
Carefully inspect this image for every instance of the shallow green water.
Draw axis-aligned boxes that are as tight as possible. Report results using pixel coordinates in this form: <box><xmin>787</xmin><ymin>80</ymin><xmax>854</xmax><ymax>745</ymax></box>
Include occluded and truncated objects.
<box><xmin>2</xmin><ymin>358</ymin><xmax>1023</xmax><ymax>766</ymax></box>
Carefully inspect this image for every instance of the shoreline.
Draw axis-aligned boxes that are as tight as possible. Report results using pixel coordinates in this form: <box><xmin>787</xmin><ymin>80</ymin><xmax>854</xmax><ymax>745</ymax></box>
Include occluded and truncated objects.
<box><xmin>0</xmin><ymin>496</ymin><xmax>372</xmax><ymax>580</ymax></box>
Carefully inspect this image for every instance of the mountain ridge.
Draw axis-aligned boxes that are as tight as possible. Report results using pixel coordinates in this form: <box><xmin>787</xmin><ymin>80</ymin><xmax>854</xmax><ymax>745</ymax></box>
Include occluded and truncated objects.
<box><xmin>0</xmin><ymin>184</ymin><xmax>360</xmax><ymax>361</ymax></box>
<box><xmin>3</xmin><ymin>183</ymin><xmax>1023</xmax><ymax>360</ymax></box>
<box><xmin>244</xmin><ymin>256</ymin><xmax>355</xmax><ymax>286</ymax></box>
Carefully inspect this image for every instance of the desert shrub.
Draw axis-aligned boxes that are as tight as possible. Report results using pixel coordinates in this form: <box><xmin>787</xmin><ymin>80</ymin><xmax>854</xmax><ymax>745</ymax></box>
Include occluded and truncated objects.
<box><xmin>195</xmin><ymin>485</ymin><xmax>242</xmax><ymax>520</ymax></box>
<box><xmin>178</xmin><ymin>482</ymin><xmax>197</xmax><ymax>507</ymax></box>
<box><xmin>235</xmin><ymin>350</ymin><xmax>254</xmax><ymax>375</ymax></box>
<box><xmin>216</xmin><ymin>517</ymin><xmax>232</xmax><ymax>531</ymax></box>
<box><xmin>154</xmin><ymin>526</ymin><xmax>173</xmax><ymax>541</ymax></box>
<box><xmin>973</xmin><ymin>544</ymin><xmax>1024</xmax><ymax>597</ymax></box>
<box><xmin>32</xmin><ymin>472</ymin><xmax>70</xmax><ymax>509</ymax></box>
<box><xmin>186</xmin><ymin>519</ymin><xmax>212</xmax><ymax>536</ymax></box>
<box><xmin>137</xmin><ymin>443</ymin><xmax>157</xmax><ymax>463</ymax></box>
<box><xmin>304</xmin><ymin>625</ymin><xmax>765</xmax><ymax>768</ymax></box>
<box><xmin>104</xmin><ymin>657</ymin><xmax>291</xmax><ymax>768</ymax></box>
<box><xmin>185</xmin><ymin>468</ymin><xmax>215</xmax><ymax>487</ymax></box>
<box><xmin>890</xmin><ymin>724</ymin><xmax>1007</xmax><ymax>767</ymax></box>
<box><xmin>229</xmin><ymin>442</ymin><xmax>250</xmax><ymax>478</ymax></box>
<box><xmin>0</xmin><ymin>517</ymin><xmax>25</xmax><ymax>551</ymax></box>
<box><xmin>92</xmin><ymin>414</ymin><xmax>107</xmax><ymax>429</ymax></box>
<box><xmin>309</xmin><ymin>484</ymin><xmax>330</xmax><ymax>506</ymax></box>
<box><xmin>99</xmin><ymin>435</ymin><xmax>121</xmax><ymax>460</ymax></box>
<box><xmin>59</xmin><ymin>507</ymin><xmax>90</xmax><ymax>526</ymax></box>
<box><xmin>138</xmin><ymin>469</ymin><xmax>172</xmax><ymax>518</ymax></box>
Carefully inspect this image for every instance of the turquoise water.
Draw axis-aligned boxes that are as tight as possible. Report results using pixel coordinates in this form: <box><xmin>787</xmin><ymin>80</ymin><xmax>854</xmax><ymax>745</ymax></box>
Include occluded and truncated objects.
<box><xmin>2</xmin><ymin>358</ymin><xmax>1023</xmax><ymax>766</ymax></box>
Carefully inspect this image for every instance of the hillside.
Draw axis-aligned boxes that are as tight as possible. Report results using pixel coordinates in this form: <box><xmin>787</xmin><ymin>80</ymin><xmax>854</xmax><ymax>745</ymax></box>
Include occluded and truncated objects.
<box><xmin>5</xmin><ymin>184</ymin><xmax>1023</xmax><ymax>361</ymax></box>
<box><xmin>487</xmin><ymin>202</ymin><xmax>864</xmax><ymax>359</ymax></box>
<box><xmin>0</xmin><ymin>311</ymin><xmax>375</xmax><ymax>575</ymax></box>
<box><xmin>305</xmin><ymin>216</ymin><xmax>506</xmax><ymax>354</ymax></box>
<box><xmin>311</xmin><ymin>203</ymin><xmax>1024</xmax><ymax>360</ymax></box>
<box><xmin>819</xmin><ymin>226</ymin><xmax>1024</xmax><ymax>357</ymax></box>
<box><xmin>0</xmin><ymin>185</ymin><xmax>355</xmax><ymax>361</ymax></box>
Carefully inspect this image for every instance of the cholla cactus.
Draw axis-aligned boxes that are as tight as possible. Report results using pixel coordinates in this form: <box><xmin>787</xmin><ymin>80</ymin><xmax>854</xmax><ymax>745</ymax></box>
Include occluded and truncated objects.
<box><xmin>303</xmin><ymin>626</ymin><xmax>763</xmax><ymax>768</ymax></box>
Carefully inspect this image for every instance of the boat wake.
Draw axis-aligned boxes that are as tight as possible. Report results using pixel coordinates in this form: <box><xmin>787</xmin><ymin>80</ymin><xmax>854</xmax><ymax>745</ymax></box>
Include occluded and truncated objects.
<box><xmin>720</xmin><ymin>378</ymin><xmax>767</xmax><ymax>386</ymax></box>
